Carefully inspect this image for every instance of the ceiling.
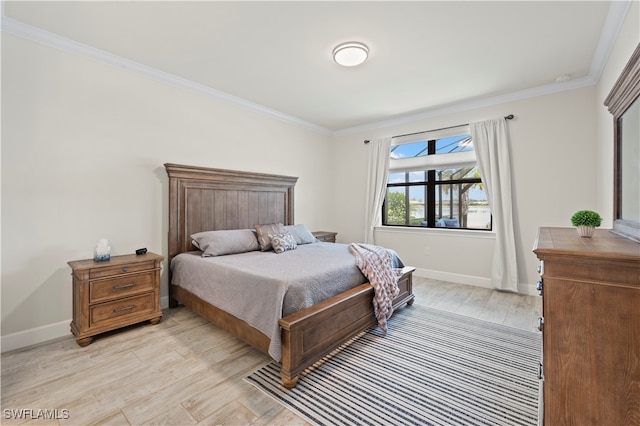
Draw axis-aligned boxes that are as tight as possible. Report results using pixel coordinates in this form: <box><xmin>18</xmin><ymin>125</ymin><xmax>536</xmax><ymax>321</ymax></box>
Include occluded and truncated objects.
<box><xmin>2</xmin><ymin>1</ymin><xmax>625</xmax><ymax>133</ymax></box>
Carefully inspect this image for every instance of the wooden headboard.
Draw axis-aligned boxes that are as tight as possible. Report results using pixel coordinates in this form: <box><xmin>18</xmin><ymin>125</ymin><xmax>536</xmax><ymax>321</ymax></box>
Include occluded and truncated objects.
<box><xmin>164</xmin><ymin>163</ymin><xmax>298</xmax><ymax>261</ymax></box>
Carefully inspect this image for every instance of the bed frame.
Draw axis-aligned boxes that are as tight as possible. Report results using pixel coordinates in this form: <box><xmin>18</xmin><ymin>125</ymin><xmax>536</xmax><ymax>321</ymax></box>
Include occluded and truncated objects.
<box><xmin>165</xmin><ymin>163</ymin><xmax>415</xmax><ymax>388</ymax></box>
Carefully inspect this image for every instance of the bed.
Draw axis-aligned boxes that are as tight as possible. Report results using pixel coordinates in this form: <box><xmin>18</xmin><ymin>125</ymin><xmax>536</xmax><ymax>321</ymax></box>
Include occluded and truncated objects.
<box><xmin>165</xmin><ymin>163</ymin><xmax>415</xmax><ymax>388</ymax></box>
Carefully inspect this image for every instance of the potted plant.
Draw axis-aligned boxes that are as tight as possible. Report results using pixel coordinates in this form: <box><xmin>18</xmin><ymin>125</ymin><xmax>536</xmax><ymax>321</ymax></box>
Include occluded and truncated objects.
<box><xmin>571</xmin><ymin>210</ymin><xmax>602</xmax><ymax>237</ymax></box>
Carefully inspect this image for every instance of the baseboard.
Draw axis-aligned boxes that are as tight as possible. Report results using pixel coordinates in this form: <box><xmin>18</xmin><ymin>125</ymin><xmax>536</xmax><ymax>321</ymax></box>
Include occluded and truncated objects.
<box><xmin>414</xmin><ymin>268</ymin><xmax>493</xmax><ymax>288</ymax></box>
<box><xmin>1</xmin><ymin>319</ymin><xmax>71</xmax><ymax>353</ymax></box>
<box><xmin>1</xmin><ymin>296</ymin><xmax>171</xmax><ymax>353</ymax></box>
<box><xmin>518</xmin><ymin>283</ymin><xmax>537</xmax><ymax>296</ymax></box>
<box><xmin>414</xmin><ymin>268</ymin><xmax>537</xmax><ymax>296</ymax></box>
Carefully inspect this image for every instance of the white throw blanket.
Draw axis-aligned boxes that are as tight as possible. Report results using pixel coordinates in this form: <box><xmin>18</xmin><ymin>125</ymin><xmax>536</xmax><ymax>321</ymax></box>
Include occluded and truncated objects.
<box><xmin>349</xmin><ymin>243</ymin><xmax>404</xmax><ymax>333</ymax></box>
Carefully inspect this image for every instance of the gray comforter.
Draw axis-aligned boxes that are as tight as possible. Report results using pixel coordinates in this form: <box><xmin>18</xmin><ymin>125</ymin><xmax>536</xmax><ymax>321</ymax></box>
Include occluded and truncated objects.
<box><xmin>171</xmin><ymin>242</ymin><xmax>404</xmax><ymax>361</ymax></box>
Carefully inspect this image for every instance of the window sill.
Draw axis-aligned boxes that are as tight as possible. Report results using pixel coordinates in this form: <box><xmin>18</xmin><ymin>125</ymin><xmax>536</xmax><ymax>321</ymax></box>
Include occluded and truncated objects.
<box><xmin>375</xmin><ymin>225</ymin><xmax>496</xmax><ymax>239</ymax></box>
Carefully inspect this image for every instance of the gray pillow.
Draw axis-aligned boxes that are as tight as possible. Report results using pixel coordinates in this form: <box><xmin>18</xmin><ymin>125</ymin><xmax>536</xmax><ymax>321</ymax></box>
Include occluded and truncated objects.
<box><xmin>284</xmin><ymin>224</ymin><xmax>318</xmax><ymax>245</ymax></box>
<box><xmin>254</xmin><ymin>223</ymin><xmax>285</xmax><ymax>251</ymax></box>
<box><xmin>191</xmin><ymin>229</ymin><xmax>259</xmax><ymax>257</ymax></box>
<box><xmin>269</xmin><ymin>232</ymin><xmax>297</xmax><ymax>254</ymax></box>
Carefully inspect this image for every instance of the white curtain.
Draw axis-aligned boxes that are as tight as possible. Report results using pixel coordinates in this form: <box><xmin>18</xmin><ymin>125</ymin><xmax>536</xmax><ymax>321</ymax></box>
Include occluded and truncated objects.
<box><xmin>470</xmin><ymin>119</ymin><xmax>519</xmax><ymax>292</ymax></box>
<box><xmin>364</xmin><ymin>137</ymin><xmax>392</xmax><ymax>244</ymax></box>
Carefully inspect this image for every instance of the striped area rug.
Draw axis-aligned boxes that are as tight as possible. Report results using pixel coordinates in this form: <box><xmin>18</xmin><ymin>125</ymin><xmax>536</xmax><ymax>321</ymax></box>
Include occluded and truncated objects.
<box><xmin>246</xmin><ymin>305</ymin><xmax>541</xmax><ymax>426</ymax></box>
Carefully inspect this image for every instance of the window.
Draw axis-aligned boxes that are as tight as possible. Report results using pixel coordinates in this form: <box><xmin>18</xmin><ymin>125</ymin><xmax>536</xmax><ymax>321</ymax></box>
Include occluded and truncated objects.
<box><xmin>382</xmin><ymin>129</ymin><xmax>492</xmax><ymax>230</ymax></box>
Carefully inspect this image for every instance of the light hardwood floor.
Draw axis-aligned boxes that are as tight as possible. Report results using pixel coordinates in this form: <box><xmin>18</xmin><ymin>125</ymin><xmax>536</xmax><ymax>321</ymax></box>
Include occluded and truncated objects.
<box><xmin>1</xmin><ymin>277</ymin><xmax>541</xmax><ymax>425</ymax></box>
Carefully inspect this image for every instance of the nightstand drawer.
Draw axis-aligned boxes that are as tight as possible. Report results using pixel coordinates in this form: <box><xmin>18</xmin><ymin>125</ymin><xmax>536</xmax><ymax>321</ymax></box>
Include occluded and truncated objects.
<box><xmin>313</xmin><ymin>231</ymin><xmax>337</xmax><ymax>243</ymax></box>
<box><xmin>89</xmin><ymin>260</ymin><xmax>156</xmax><ymax>279</ymax></box>
<box><xmin>90</xmin><ymin>272</ymin><xmax>155</xmax><ymax>303</ymax></box>
<box><xmin>90</xmin><ymin>293</ymin><xmax>155</xmax><ymax>326</ymax></box>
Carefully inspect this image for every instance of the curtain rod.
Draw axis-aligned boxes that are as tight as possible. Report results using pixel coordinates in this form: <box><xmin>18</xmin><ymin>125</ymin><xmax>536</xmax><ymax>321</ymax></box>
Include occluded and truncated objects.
<box><xmin>363</xmin><ymin>114</ymin><xmax>514</xmax><ymax>144</ymax></box>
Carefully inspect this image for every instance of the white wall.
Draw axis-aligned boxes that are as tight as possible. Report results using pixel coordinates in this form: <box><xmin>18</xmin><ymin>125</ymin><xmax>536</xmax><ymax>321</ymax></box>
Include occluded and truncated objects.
<box><xmin>2</xmin><ymin>2</ymin><xmax>637</xmax><ymax>351</ymax></box>
<box><xmin>330</xmin><ymin>2</ymin><xmax>638</xmax><ymax>294</ymax></box>
<box><xmin>1</xmin><ymin>34</ymin><xmax>335</xmax><ymax>349</ymax></box>
<box><xmin>332</xmin><ymin>88</ymin><xmax>598</xmax><ymax>293</ymax></box>
<box><xmin>596</xmin><ymin>2</ymin><xmax>639</xmax><ymax>223</ymax></box>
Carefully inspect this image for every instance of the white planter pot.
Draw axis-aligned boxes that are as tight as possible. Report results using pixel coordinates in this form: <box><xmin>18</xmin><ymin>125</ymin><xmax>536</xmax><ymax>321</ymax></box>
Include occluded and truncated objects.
<box><xmin>576</xmin><ymin>225</ymin><xmax>595</xmax><ymax>238</ymax></box>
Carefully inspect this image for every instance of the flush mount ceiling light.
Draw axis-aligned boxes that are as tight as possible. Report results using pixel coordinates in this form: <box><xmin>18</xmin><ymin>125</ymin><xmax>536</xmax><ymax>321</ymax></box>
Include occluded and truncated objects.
<box><xmin>333</xmin><ymin>42</ymin><xmax>369</xmax><ymax>67</ymax></box>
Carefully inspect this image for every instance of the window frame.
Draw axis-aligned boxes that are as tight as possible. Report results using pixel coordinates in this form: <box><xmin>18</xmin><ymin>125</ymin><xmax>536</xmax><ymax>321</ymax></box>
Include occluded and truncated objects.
<box><xmin>382</xmin><ymin>134</ymin><xmax>492</xmax><ymax>231</ymax></box>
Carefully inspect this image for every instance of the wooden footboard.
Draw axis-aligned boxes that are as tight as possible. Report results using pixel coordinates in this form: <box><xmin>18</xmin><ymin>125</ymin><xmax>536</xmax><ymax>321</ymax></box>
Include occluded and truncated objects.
<box><xmin>278</xmin><ymin>266</ymin><xmax>415</xmax><ymax>388</ymax></box>
<box><xmin>172</xmin><ymin>267</ymin><xmax>415</xmax><ymax>389</ymax></box>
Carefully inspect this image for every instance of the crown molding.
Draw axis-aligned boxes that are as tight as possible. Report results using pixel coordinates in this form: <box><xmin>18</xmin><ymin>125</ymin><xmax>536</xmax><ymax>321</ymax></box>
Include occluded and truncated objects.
<box><xmin>1</xmin><ymin>0</ymin><xmax>630</xmax><ymax>137</ymax></box>
<box><xmin>1</xmin><ymin>16</ymin><xmax>333</xmax><ymax>136</ymax></box>
<box><xmin>334</xmin><ymin>76</ymin><xmax>597</xmax><ymax>136</ymax></box>
<box><xmin>335</xmin><ymin>1</ymin><xmax>631</xmax><ymax>137</ymax></box>
<box><xmin>589</xmin><ymin>0</ymin><xmax>632</xmax><ymax>80</ymax></box>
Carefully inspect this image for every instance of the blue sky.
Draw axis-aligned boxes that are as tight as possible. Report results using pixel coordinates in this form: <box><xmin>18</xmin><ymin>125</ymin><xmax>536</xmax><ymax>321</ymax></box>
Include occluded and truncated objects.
<box><xmin>389</xmin><ymin>135</ymin><xmax>487</xmax><ymax>202</ymax></box>
<box><xmin>390</xmin><ymin>135</ymin><xmax>473</xmax><ymax>160</ymax></box>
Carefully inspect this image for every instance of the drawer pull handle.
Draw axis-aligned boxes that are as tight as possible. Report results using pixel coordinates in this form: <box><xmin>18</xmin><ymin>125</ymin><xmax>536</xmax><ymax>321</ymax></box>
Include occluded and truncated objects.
<box><xmin>113</xmin><ymin>305</ymin><xmax>136</xmax><ymax>313</ymax></box>
<box><xmin>537</xmin><ymin>317</ymin><xmax>544</xmax><ymax>331</ymax></box>
<box><xmin>113</xmin><ymin>283</ymin><xmax>136</xmax><ymax>290</ymax></box>
<box><xmin>122</xmin><ymin>267</ymin><xmax>129</xmax><ymax>273</ymax></box>
<box><xmin>538</xmin><ymin>362</ymin><xmax>544</xmax><ymax>380</ymax></box>
<box><xmin>536</xmin><ymin>280</ymin><xmax>543</xmax><ymax>296</ymax></box>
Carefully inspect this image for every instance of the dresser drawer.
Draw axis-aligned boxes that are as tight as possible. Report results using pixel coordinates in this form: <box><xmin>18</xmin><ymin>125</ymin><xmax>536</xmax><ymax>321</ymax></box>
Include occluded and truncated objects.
<box><xmin>90</xmin><ymin>272</ymin><xmax>155</xmax><ymax>303</ymax></box>
<box><xmin>89</xmin><ymin>260</ymin><xmax>157</xmax><ymax>279</ymax></box>
<box><xmin>90</xmin><ymin>293</ymin><xmax>155</xmax><ymax>327</ymax></box>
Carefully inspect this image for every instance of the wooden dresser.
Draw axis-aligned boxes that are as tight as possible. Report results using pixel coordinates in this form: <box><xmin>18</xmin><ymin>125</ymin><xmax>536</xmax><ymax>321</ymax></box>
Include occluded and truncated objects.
<box><xmin>68</xmin><ymin>252</ymin><xmax>164</xmax><ymax>346</ymax></box>
<box><xmin>533</xmin><ymin>227</ymin><xmax>640</xmax><ymax>425</ymax></box>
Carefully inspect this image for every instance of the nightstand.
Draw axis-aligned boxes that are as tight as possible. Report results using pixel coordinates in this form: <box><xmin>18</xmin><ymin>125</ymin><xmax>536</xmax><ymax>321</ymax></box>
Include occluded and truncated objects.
<box><xmin>313</xmin><ymin>231</ymin><xmax>337</xmax><ymax>243</ymax></box>
<box><xmin>68</xmin><ymin>252</ymin><xmax>164</xmax><ymax>346</ymax></box>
